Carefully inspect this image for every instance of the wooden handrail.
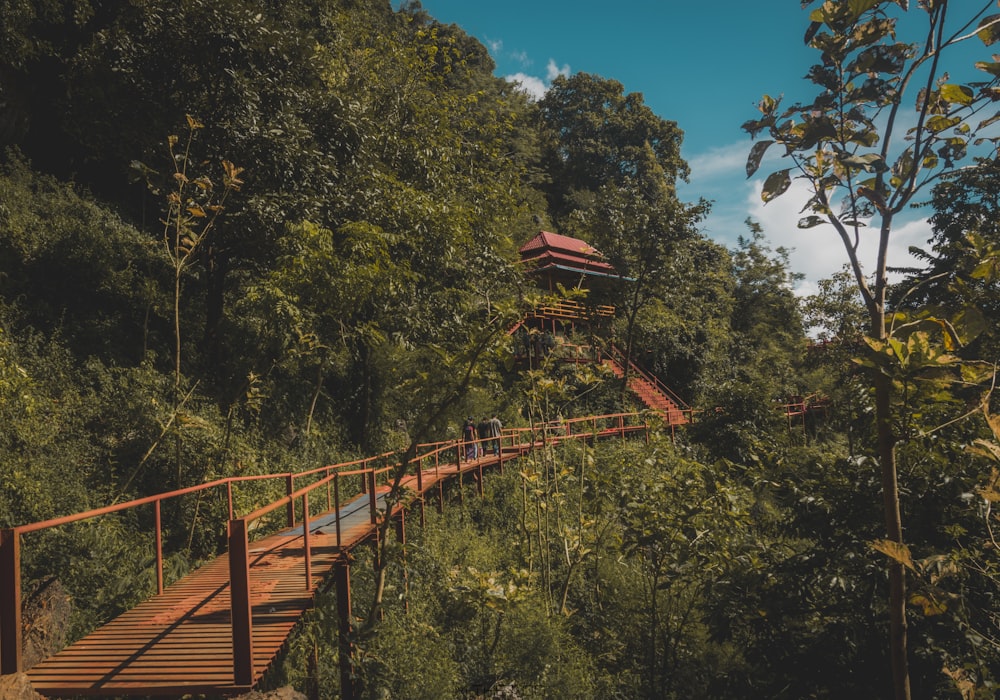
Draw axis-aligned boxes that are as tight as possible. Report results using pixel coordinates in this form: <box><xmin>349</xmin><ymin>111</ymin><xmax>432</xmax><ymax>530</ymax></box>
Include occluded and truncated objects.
<box><xmin>1</xmin><ymin>412</ymin><xmax>654</xmax><ymax>681</ymax></box>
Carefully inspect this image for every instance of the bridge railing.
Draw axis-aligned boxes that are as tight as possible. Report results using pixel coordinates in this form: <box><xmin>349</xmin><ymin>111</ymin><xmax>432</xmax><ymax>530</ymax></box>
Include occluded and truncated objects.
<box><xmin>0</xmin><ymin>412</ymin><xmax>652</xmax><ymax>681</ymax></box>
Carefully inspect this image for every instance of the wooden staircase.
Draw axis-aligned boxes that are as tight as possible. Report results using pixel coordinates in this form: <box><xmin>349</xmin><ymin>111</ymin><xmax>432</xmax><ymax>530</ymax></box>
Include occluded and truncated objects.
<box><xmin>602</xmin><ymin>347</ymin><xmax>689</xmax><ymax>425</ymax></box>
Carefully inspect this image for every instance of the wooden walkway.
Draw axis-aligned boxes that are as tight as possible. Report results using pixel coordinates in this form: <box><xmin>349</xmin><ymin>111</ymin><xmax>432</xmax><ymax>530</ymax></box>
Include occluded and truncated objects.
<box><xmin>21</xmin><ymin>447</ymin><xmax>530</xmax><ymax>696</ymax></box>
<box><xmin>3</xmin><ymin>417</ymin><xmax>653</xmax><ymax>697</ymax></box>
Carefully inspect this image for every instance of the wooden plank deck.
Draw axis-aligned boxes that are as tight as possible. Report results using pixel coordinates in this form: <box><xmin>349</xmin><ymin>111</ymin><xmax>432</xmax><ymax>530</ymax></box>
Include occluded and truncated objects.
<box><xmin>23</xmin><ymin>448</ymin><xmax>527</xmax><ymax>697</ymax></box>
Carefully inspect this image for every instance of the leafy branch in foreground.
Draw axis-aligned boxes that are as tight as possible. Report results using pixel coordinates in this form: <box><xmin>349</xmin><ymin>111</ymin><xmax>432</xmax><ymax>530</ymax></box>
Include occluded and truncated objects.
<box><xmin>744</xmin><ymin>3</ymin><xmax>1000</xmax><ymax>698</ymax></box>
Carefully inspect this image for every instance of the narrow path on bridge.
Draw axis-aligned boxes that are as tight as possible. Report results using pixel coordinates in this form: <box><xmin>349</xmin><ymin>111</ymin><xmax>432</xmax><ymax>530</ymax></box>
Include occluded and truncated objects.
<box><xmin>22</xmin><ymin>445</ymin><xmax>531</xmax><ymax>696</ymax></box>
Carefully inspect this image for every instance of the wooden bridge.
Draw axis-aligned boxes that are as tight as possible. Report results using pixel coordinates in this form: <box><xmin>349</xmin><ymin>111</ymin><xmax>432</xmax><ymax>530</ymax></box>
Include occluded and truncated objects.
<box><xmin>0</xmin><ymin>413</ymin><xmax>675</xmax><ymax>698</ymax></box>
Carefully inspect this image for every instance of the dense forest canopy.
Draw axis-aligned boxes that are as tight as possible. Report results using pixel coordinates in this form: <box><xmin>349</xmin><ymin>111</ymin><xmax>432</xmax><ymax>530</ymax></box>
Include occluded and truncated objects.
<box><xmin>1</xmin><ymin>0</ymin><xmax>999</xmax><ymax>698</ymax></box>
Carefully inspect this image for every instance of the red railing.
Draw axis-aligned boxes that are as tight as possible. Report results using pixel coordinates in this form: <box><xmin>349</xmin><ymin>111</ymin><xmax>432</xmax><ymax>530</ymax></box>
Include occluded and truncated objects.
<box><xmin>606</xmin><ymin>344</ymin><xmax>690</xmax><ymax>412</ymax></box>
<box><xmin>0</xmin><ymin>413</ymin><xmax>652</xmax><ymax>684</ymax></box>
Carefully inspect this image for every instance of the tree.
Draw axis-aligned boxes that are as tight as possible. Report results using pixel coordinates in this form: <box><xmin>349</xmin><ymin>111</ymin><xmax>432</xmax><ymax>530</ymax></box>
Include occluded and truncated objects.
<box><xmin>537</xmin><ymin>72</ymin><xmax>689</xmax><ymax>228</ymax></box>
<box><xmin>743</xmin><ymin>3</ymin><xmax>1000</xmax><ymax>697</ymax></box>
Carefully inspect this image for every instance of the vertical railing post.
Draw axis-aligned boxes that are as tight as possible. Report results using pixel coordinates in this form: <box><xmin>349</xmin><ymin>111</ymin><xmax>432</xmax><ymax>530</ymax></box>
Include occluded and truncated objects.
<box><xmin>286</xmin><ymin>474</ymin><xmax>295</xmax><ymax>527</ymax></box>
<box><xmin>228</xmin><ymin>519</ymin><xmax>254</xmax><ymax>687</ymax></box>
<box><xmin>154</xmin><ymin>500</ymin><xmax>164</xmax><ymax>595</ymax></box>
<box><xmin>0</xmin><ymin>528</ymin><xmax>22</xmax><ymax>675</ymax></box>
<box><xmin>326</xmin><ymin>468</ymin><xmax>332</xmax><ymax>512</ymax></box>
<box><xmin>368</xmin><ymin>470</ymin><xmax>377</xmax><ymax>525</ymax></box>
<box><xmin>333</xmin><ymin>472</ymin><xmax>342</xmax><ymax>549</ymax></box>
<box><xmin>302</xmin><ymin>494</ymin><xmax>312</xmax><ymax>590</ymax></box>
<box><xmin>227</xmin><ymin>481</ymin><xmax>235</xmax><ymax>521</ymax></box>
<box><xmin>334</xmin><ymin>559</ymin><xmax>355</xmax><ymax>700</ymax></box>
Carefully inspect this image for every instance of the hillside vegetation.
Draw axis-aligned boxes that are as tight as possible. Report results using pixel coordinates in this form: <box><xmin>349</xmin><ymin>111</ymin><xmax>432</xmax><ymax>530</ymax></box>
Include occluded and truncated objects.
<box><xmin>2</xmin><ymin>0</ymin><xmax>1000</xmax><ymax>697</ymax></box>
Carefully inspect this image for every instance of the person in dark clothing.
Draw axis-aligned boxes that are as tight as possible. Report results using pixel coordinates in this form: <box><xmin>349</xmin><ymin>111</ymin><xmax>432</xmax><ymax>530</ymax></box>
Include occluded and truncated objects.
<box><xmin>463</xmin><ymin>417</ymin><xmax>477</xmax><ymax>460</ymax></box>
<box><xmin>488</xmin><ymin>414</ymin><xmax>503</xmax><ymax>455</ymax></box>
<box><xmin>477</xmin><ymin>417</ymin><xmax>490</xmax><ymax>458</ymax></box>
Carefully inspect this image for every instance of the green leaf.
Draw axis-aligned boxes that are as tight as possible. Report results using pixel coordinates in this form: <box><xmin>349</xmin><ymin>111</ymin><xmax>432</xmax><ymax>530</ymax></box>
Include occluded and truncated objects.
<box><xmin>746</xmin><ymin>140</ymin><xmax>774</xmax><ymax>178</ymax></box>
<box><xmin>977</xmin><ymin>14</ymin><xmax>1000</xmax><ymax>46</ymax></box>
<box><xmin>939</xmin><ymin>84</ymin><xmax>974</xmax><ymax>106</ymax></box>
<box><xmin>761</xmin><ymin>169</ymin><xmax>791</xmax><ymax>203</ymax></box>
<box><xmin>925</xmin><ymin>115</ymin><xmax>961</xmax><ymax>133</ymax></box>
<box><xmin>797</xmin><ymin>215</ymin><xmax>827</xmax><ymax>229</ymax></box>
<box><xmin>839</xmin><ymin>152</ymin><xmax>886</xmax><ymax>172</ymax></box>
<box><xmin>871</xmin><ymin>539</ymin><xmax>916</xmax><ymax>572</ymax></box>
<box><xmin>975</xmin><ymin>61</ymin><xmax>1000</xmax><ymax>77</ymax></box>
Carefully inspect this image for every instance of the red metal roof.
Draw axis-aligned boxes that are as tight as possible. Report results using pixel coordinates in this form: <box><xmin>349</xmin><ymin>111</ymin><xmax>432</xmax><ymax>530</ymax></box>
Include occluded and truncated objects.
<box><xmin>519</xmin><ymin>231</ymin><xmax>617</xmax><ymax>274</ymax></box>
<box><xmin>526</xmin><ymin>250</ymin><xmax>617</xmax><ymax>273</ymax></box>
<box><xmin>520</xmin><ymin>231</ymin><xmax>602</xmax><ymax>258</ymax></box>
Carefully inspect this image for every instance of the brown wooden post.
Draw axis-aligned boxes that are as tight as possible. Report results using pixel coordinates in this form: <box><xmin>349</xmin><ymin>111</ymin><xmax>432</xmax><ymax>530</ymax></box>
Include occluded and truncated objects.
<box><xmin>302</xmin><ymin>494</ymin><xmax>312</xmax><ymax>590</ymax></box>
<box><xmin>326</xmin><ymin>468</ymin><xmax>333</xmax><ymax>511</ymax></box>
<box><xmin>334</xmin><ymin>473</ymin><xmax>342</xmax><ymax>548</ymax></box>
<box><xmin>228</xmin><ymin>519</ymin><xmax>254</xmax><ymax>687</ymax></box>
<box><xmin>286</xmin><ymin>474</ymin><xmax>295</xmax><ymax>527</ymax></box>
<box><xmin>154</xmin><ymin>500</ymin><xmax>164</xmax><ymax>595</ymax></box>
<box><xmin>0</xmin><ymin>528</ymin><xmax>22</xmax><ymax>675</ymax></box>
<box><xmin>476</xmin><ymin>462</ymin><xmax>484</xmax><ymax>497</ymax></box>
<box><xmin>334</xmin><ymin>559</ymin><xmax>355</xmax><ymax>700</ymax></box>
<box><xmin>368</xmin><ymin>470</ymin><xmax>377</xmax><ymax>525</ymax></box>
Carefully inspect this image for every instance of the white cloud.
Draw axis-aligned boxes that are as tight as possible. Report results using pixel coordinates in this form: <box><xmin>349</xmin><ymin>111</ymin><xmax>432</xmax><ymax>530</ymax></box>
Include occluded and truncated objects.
<box><xmin>505</xmin><ymin>58</ymin><xmax>570</xmax><ymax>101</ymax></box>
<box><xmin>546</xmin><ymin>59</ymin><xmax>570</xmax><ymax>82</ymax></box>
<box><xmin>487</xmin><ymin>38</ymin><xmax>503</xmax><ymax>54</ymax></box>
<box><xmin>506</xmin><ymin>72</ymin><xmax>548</xmax><ymax>100</ymax></box>
<box><xmin>686</xmin><ymin>142</ymin><xmax>748</xmax><ymax>183</ymax></box>
<box><xmin>745</xmin><ymin>178</ymin><xmax>930</xmax><ymax>294</ymax></box>
<box><xmin>510</xmin><ymin>49</ymin><xmax>530</xmax><ymax>67</ymax></box>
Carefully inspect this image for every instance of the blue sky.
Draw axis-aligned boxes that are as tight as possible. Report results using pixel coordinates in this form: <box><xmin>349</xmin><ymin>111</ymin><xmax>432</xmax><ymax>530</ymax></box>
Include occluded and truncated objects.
<box><xmin>406</xmin><ymin>1</ymin><xmax>992</xmax><ymax>293</ymax></box>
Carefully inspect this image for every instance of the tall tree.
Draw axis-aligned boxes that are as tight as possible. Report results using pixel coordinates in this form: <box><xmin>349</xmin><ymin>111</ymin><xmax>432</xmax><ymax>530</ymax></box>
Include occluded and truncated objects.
<box><xmin>743</xmin><ymin>2</ymin><xmax>1000</xmax><ymax>697</ymax></box>
<box><xmin>537</xmin><ymin>73</ymin><xmax>688</xmax><ymax>227</ymax></box>
<box><xmin>537</xmin><ymin>73</ymin><xmax>703</xmax><ymax>394</ymax></box>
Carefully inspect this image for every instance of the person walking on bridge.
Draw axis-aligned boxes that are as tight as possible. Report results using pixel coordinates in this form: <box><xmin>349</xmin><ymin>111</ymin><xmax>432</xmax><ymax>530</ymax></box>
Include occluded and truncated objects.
<box><xmin>488</xmin><ymin>414</ymin><xmax>503</xmax><ymax>455</ymax></box>
<box><xmin>476</xmin><ymin>417</ymin><xmax>490</xmax><ymax>459</ymax></box>
<box><xmin>462</xmin><ymin>417</ymin><xmax>477</xmax><ymax>461</ymax></box>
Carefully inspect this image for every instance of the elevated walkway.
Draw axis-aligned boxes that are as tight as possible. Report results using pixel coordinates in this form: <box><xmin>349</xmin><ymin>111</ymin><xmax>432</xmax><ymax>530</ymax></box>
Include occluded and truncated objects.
<box><xmin>2</xmin><ymin>415</ymin><xmax>652</xmax><ymax>697</ymax></box>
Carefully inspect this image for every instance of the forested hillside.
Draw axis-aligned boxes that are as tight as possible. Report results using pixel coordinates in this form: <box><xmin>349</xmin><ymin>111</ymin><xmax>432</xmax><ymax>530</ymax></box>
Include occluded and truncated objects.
<box><xmin>2</xmin><ymin>0</ymin><xmax>1000</xmax><ymax>698</ymax></box>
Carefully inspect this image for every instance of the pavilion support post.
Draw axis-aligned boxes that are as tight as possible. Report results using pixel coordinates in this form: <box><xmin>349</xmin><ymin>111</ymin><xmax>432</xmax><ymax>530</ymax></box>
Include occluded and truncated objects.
<box><xmin>0</xmin><ymin>528</ymin><xmax>22</xmax><ymax>675</ymax></box>
<box><xmin>228</xmin><ymin>519</ymin><xmax>254</xmax><ymax>687</ymax></box>
<box><xmin>334</xmin><ymin>559</ymin><xmax>355</xmax><ymax>700</ymax></box>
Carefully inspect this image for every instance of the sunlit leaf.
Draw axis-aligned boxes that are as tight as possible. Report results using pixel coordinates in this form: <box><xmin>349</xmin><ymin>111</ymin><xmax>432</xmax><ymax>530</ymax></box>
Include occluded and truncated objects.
<box><xmin>976</xmin><ymin>14</ymin><xmax>1000</xmax><ymax>46</ymax></box>
<box><xmin>909</xmin><ymin>593</ymin><xmax>947</xmax><ymax>616</ymax></box>
<box><xmin>939</xmin><ymin>84</ymin><xmax>974</xmax><ymax>106</ymax></box>
<box><xmin>871</xmin><ymin>539</ymin><xmax>915</xmax><ymax>572</ymax></box>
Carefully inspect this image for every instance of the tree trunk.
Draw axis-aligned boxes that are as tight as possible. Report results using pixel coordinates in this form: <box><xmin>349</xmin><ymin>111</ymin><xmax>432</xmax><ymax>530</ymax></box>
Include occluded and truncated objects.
<box><xmin>871</xmin><ymin>300</ymin><xmax>910</xmax><ymax>700</ymax></box>
<box><xmin>874</xmin><ymin>369</ymin><xmax>910</xmax><ymax>700</ymax></box>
